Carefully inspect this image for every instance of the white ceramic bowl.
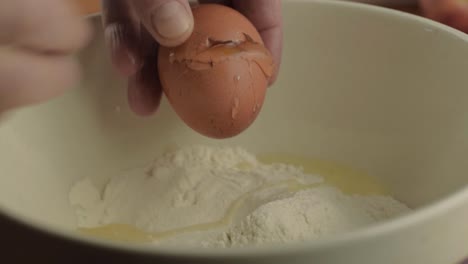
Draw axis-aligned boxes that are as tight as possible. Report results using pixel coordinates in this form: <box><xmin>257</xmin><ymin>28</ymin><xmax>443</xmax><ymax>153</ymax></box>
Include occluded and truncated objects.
<box><xmin>1</xmin><ymin>0</ymin><xmax>468</xmax><ymax>263</ymax></box>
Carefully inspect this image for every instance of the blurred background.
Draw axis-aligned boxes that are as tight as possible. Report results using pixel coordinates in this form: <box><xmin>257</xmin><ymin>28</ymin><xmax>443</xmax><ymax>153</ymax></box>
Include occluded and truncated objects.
<box><xmin>73</xmin><ymin>0</ymin><xmax>468</xmax><ymax>34</ymax></box>
<box><xmin>74</xmin><ymin>0</ymin><xmax>420</xmax><ymax>15</ymax></box>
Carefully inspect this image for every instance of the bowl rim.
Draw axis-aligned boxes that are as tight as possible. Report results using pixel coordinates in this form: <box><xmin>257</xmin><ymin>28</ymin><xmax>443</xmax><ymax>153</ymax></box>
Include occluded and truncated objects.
<box><xmin>2</xmin><ymin>0</ymin><xmax>468</xmax><ymax>258</ymax></box>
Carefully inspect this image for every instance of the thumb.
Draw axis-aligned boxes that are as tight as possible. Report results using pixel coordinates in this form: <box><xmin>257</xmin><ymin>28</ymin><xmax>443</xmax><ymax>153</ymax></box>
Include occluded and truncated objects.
<box><xmin>131</xmin><ymin>0</ymin><xmax>194</xmax><ymax>47</ymax></box>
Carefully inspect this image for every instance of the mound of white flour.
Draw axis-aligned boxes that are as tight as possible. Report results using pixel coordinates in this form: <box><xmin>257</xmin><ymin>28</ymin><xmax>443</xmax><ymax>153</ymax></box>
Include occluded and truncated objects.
<box><xmin>69</xmin><ymin>145</ymin><xmax>411</xmax><ymax>247</ymax></box>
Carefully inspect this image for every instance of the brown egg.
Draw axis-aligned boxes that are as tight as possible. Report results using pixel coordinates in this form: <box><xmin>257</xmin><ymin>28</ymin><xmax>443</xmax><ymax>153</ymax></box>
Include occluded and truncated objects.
<box><xmin>158</xmin><ymin>4</ymin><xmax>275</xmax><ymax>139</ymax></box>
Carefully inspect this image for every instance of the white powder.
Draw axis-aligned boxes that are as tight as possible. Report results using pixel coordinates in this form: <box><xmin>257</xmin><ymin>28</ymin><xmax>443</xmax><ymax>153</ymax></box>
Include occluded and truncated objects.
<box><xmin>69</xmin><ymin>145</ymin><xmax>411</xmax><ymax>248</ymax></box>
<box><xmin>207</xmin><ymin>186</ymin><xmax>410</xmax><ymax>247</ymax></box>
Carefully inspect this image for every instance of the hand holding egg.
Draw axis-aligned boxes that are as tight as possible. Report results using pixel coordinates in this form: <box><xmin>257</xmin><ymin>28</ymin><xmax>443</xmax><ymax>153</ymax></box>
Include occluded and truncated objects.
<box><xmin>102</xmin><ymin>0</ymin><xmax>283</xmax><ymax>138</ymax></box>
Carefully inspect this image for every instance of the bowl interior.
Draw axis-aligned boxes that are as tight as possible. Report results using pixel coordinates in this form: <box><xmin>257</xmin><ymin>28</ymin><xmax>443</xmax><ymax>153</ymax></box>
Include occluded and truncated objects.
<box><xmin>1</xmin><ymin>0</ymin><xmax>468</xmax><ymax>239</ymax></box>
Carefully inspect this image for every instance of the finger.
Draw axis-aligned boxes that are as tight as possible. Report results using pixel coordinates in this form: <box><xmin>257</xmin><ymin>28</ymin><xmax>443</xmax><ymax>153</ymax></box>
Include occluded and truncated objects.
<box><xmin>420</xmin><ymin>0</ymin><xmax>451</xmax><ymax>19</ymax></box>
<box><xmin>420</xmin><ymin>0</ymin><xmax>468</xmax><ymax>32</ymax></box>
<box><xmin>127</xmin><ymin>67</ymin><xmax>163</xmax><ymax>116</ymax></box>
<box><xmin>198</xmin><ymin>0</ymin><xmax>232</xmax><ymax>5</ymax></box>
<box><xmin>232</xmin><ymin>0</ymin><xmax>283</xmax><ymax>84</ymax></box>
<box><xmin>131</xmin><ymin>0</ymin><xmax>194</xmax><ymax>47</ymax></box>
<box><xmin>127</xmin><ymin>30</ymin><xmax>163</xmax><ymax>116</ymax></box>
<box><xmin>101</xmin><ymin>0</ymin><xmax>142</xmax><ymax>76</ymax></box>
<box><xmin>0</xmin><ymin>0</ymin><xmax>90</xmax><ymax>53</ymax></box>
<box><xmin>0</xmin><ymin>49</ymin><xmax>80</xmax><ymax>112</ymax></box>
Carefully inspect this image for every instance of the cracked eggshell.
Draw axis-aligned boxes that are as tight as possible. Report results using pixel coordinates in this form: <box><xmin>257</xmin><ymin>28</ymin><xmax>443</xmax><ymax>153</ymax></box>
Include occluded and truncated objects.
<box><xmin>158</xmin><ymin>4</ymin><xmax>274</xmax><ymax>139</ymax></box>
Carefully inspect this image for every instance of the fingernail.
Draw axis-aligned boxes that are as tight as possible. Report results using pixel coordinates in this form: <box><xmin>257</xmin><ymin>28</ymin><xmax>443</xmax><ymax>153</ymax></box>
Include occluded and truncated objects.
<box><xmin>152</xmin><ymin>1</ymin><xmax>191</xmax><ymax>39</ymax></box>
<box><xmin>105</xmin><ymin>23</ymin><xmax>127</xmax><ymax>58</ymax></box>
<box><xmin>104</xmin><ymin>23</ymin><xmax>140</xmax><ymax>75</ymax></box>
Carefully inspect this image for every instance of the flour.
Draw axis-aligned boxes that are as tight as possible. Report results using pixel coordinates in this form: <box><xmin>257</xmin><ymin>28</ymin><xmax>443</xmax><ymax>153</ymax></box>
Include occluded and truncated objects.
<box><xmin>69</xmin><ymin>145</ymin><xmax>411</xmax><ymax>248</ymax></box>
<box><xmin>207</xmin><ymin>186</ymin><xmax>410</xmax><ymax>247</ymax></box>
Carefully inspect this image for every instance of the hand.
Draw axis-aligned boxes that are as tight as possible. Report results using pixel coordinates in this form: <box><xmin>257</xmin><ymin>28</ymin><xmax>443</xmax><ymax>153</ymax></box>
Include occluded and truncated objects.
<box><xmin>102</xmin><ymin>0</ymin><xmax>283</xmax><ymax>116</ymax></box>
<box><xmin>0</xmin><ymin>0</ymin><xmax>90</xmax><ymax>113</ymax></box>
<box><xmin>420</xmin><ymin>0</ymin><xmax>468</xmax><ymax>33</ymax></box>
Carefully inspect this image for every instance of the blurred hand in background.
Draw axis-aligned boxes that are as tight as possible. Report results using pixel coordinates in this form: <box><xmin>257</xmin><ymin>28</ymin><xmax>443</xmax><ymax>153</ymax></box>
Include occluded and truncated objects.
<box><xmin>420</xmin><ymin>0</ymin><xmax>468</xmax><ymax>32</ymax></box>
<box><xmin>0</xmin><ymin>0</ymin><xmax>90</xmax><ymax>113</ymax></box>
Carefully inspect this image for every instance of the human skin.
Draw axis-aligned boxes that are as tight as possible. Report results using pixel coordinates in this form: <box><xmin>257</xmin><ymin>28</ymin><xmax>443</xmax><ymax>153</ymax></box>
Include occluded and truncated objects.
<box><xmin>0</xmin><ymin>0</ymin><xmax>90</xmax><ymax>113</ymax></box>
<box><xmin>420</xmin><ymin>0</ymin><xmax>468</xmax><ymax>32</ymax></box>
<box><xmin>101</xmin><ymin>0</ymin><xmax>283</xmax><ymax>116</ymax></box>
<box><xmin>0</xmin><ymin>0</ymin><xmax>467</xmax><ymax>115</ymax></box>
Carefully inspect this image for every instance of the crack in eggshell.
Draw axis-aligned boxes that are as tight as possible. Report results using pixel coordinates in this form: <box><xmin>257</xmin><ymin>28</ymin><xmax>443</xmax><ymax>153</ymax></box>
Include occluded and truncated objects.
<box><xmin>169</xmin><ymin>33</ymin><xmax>275</xmax><ymax>79</ymax></box>
<box><xmin>157</xmin><ymin>4</ymin><xmax>272</xmax><ymax>139</ymax></box>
